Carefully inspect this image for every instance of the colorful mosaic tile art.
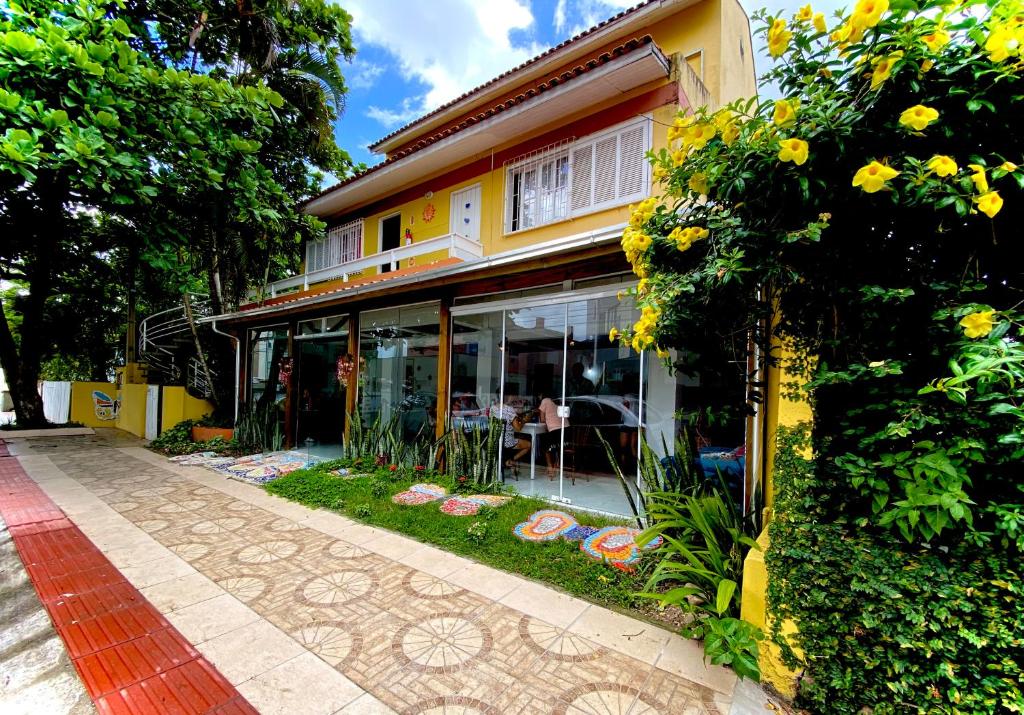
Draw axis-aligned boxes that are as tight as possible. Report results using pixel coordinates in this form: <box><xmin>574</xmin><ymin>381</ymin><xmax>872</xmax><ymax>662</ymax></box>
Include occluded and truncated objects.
<box><xmin>439</xmin><ymin>497</ymin><xmax>482</xmax><ymax>516</ymax></box>
<box><xmin>562</xmin><ymin>524</ymin><xmax>600</xmax><ymax>542</ymax></box>
<box><xmin>392</xmin><ymin>483</ymin><xmax>449</xmax><ymax>506</ymax></box>
<box><xmin>168</xmin><ymin>450</ymin><xmax>323</xmax><ymax>485</ymax></box>
<box><xmin>579</xmin><ymin>526</ymin><xmax>664</xmax><ymax>572</ymax></box>
<box><xmin>512</xmin><ymin>510</ymin><xmax>578</xmax><ymax>542</ymax></box>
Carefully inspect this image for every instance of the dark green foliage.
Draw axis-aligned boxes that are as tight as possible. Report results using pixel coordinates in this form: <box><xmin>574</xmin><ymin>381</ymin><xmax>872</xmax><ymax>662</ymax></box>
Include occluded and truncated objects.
<box><xmin>439</xmin><ymin>419</ymin><xmax>502</xmax><ymax>493</ymax></box>
<box><xmin>235</xmin><ymin>402</ymin><xmax>283</xmax><ymax>452</ymax></box>
<box><xmin>148</xmin><ymin>418</ymin><xmax>240</xmax><ymax>456</ymax></box>
<box><xmin>767</xmin><ymin>426</ymin><xmax>1024</xmax><ymax>714</ymax></box>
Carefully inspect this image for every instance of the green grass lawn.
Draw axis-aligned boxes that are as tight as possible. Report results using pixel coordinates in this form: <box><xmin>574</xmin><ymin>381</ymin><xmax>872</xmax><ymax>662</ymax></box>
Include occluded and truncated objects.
<box><xmin>265</xmin><ymin>467</ymin><xmax>652</xmax><ymax>612</ymax></box>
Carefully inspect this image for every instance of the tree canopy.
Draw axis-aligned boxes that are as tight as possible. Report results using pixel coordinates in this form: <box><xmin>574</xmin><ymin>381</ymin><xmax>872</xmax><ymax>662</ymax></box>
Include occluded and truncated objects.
<box><xmin>0</xmin><ymin>0</ymin><xmax>353</xmax><ymax>423</ymax></box>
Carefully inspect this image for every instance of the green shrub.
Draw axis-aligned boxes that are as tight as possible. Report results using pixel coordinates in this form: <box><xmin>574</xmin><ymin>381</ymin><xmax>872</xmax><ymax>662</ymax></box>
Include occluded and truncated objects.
<box><xmin>768</xmin><ymin>427</ymin><xmax>1024</xmax><ymax>714</ymax></box>
<box><xmin>466</xmin><ymin>520</ymin><xmax>489</xmax><ymax>544</ymax></box>
<box><xmin>352</xmin><ymin>503</ymin><xmax>371</xmax><ymax>519</ymax></box>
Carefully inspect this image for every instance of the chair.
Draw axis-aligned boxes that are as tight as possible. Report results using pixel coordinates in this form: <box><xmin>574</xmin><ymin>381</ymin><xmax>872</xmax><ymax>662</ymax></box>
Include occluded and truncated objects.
<box><xmin>561</xmin><ymin>425</ymin><xmax>592</xmax><ymax>485</ymax></box>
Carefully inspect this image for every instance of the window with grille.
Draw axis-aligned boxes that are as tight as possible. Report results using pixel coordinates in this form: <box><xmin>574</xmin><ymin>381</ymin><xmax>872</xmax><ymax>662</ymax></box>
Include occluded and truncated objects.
<box><xmin>505</xmin><ymin>119</ymin><xmax>650</xmax><ymax>234</ymax></box>
<box><xmin>306</xmin><ymin>219</ymin><xmax>363</xmax><ymax>272</ymax></box>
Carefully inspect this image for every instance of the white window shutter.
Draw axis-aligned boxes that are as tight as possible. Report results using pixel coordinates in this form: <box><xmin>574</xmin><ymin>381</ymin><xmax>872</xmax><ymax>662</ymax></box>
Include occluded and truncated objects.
<box><xmin>593</xmin><ymin>135</ymin><xmax>617</xmax><ymax>205</ymax></box>
<box><xmin>618</xmin><ymin>125</ymin><xmax>645</xmax><ymax>198</ymax></box>
<box><xmin>571</xmin><ymin>144</ymin><xmax>592</xmax><ymax>211</ymax></box>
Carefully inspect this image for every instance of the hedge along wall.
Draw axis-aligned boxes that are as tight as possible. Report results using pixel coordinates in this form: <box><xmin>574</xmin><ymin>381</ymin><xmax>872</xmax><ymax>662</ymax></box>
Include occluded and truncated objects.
<box><xmin>766</xmin><ymin>426</ymin><xmax>1023</xmax><ymax>714</ymax></box>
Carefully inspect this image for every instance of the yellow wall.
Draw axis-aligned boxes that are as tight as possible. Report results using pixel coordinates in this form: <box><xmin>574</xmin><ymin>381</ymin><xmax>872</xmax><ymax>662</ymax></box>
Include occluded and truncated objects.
<box><xmin>741</xmin><ymin>530</ymin><xmax>802</xmax><ymax>697</ymax></box>
<box><xmin>115</xmin><ymin>383</ymin><xmax>148</xmax><ymax>438</ymax></box>
<box><xmin>69</xmin><ymin>381</ymin><xmax>120</xmax><ymax>427</ymax></box>
<box><xmin>160</xmin><ymin>386</ymin><xmax>214</xmax><ymax>434</ymax></box>
<box><xmin>317</xmin><ymin>0</ymin><xmax>757</xmax><ymax>285</ymax></box>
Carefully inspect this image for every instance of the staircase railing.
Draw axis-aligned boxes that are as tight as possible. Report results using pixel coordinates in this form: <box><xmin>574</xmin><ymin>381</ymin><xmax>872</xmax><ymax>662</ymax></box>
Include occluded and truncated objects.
<box><xmin>138</xmin><ymin>293</ymin><xmax>212</xmax><ymax>386</ymax></box>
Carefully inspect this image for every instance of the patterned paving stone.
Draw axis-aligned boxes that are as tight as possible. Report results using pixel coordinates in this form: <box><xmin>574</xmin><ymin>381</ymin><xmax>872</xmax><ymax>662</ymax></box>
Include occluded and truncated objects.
<box><xmin>32</xmin><ymin>443</ymin><xmax>735</xmax><ymax>714</ymax></box>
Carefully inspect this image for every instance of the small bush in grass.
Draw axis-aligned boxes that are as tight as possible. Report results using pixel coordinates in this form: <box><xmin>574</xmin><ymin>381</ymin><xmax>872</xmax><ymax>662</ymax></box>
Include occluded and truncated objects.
<box><xmin>352</xmin><ymin>504</ymin><xmax>371</xmax><ymax>519</ymax></box>
<box><xmin>466</xmin><ymin>521</ymin><xmax>489</xmax><ymax>544</ymax></box>
<box><xmin>370</xmin><ymin>477</ymin><xmax>390</xmax><ymax>499</ymax></box>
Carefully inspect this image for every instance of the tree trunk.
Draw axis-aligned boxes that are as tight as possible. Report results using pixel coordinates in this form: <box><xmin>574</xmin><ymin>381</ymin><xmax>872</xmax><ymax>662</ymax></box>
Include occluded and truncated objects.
<box><xmin>0</xmin><ymin>299</ymin><xmax>45</xmax><ymax>425</ymax></box>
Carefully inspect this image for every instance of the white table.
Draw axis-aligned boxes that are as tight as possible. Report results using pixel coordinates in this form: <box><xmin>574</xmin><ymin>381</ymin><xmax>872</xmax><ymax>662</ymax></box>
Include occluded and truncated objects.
<box><xmin>520</xmin><ymin>423</ymin><xmax>548</xmax><ymax>480</ymax></box>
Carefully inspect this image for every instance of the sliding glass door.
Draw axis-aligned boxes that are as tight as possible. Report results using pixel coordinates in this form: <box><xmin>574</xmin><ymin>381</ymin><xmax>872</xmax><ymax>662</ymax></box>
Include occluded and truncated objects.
<box><xmin>450</xmin><ymin>290</ymin><xmax>645</xmax><ymax>516</ymax></box>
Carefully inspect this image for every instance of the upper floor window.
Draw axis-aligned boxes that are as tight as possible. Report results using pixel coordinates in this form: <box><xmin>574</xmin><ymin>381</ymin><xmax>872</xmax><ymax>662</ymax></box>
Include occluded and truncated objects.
<box><xmin>307</xmin><ymin>219</ymin><xmax>363</xmax><ymax>272</ymax></box>
<box><xmin>504</xmin><ymin>118</ymin><xmax>650</xmax><ymax>235</ymax></box>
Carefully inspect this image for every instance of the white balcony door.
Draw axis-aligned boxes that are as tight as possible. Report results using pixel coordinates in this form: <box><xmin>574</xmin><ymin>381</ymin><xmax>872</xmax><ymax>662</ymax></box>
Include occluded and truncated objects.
<box><xmin>450</xmin><ymin>184</ymin><xmax>482</xmax><ymax>242</ymax></box>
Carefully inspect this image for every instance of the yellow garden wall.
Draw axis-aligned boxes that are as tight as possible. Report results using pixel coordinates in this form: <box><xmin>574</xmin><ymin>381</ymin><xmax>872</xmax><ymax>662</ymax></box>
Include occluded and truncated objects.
<box><xmin>115</xmin><ymin>383</ymin><xmax>148</xmax><ymax>438</ymax></box>
<box><xmin>69</xmin><ymin>382</ymin><xmax>120</xmax><ymax>427</ymax></box>
<box><xmin>161</xmin><ymin>386</ymin><xmax>214</xmax><ymax>434</ymax></box>
<box><xmin>742</xmin><ymin>339</ymin><xmax>812</xmax><ymax>697</ymax></box>
<box><xmin>741</xmin><ymin>530</ymin><xmax>802</xmax><ymax>698</ymax></box>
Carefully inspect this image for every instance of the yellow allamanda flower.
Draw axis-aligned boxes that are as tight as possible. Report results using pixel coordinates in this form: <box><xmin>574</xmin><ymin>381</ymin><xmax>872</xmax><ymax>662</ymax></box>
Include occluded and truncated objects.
<box><xmin>975</xmin><ymin>191</ymin><xmax>1003</xmax><ymax>218</ymax></box>
<box><xmin>985</xmin><ymin>22</ymin><xmax>1024</xmax><ymax>63</ymax></box>
<box><xmin>655</xmin><ymin>346</ymin><xmax>671</xmax><ymax>359</ymax></box>
<box><xmin>652</xmin><ymin>164</ymin><xmax>668</xmax><ymax>182</ymax></box>
<box><xmin>688</xmin><ymin>172</ymin><xmax>710</xmax><ymax>195</ymax></box>
<box><xmin>960</xmin><ymin>311</ymin><xmax>995</xmax><ymax>338</ymax></box>
<box><xmin>852</xmin><ymin>161</ymin><xmax>900</xmax><ymax>193</ymax></box>
<box><xmin>870</xmin><ymin>52</ymin><xmax>902</xmax><ymax>89</ymax></box>
<box><xmin>671</xmin><ymin>149</ymin><xmax>687</xmax><ymax>167</ymax></box>
<box><xmin>968</xmin><ymin>164</ymin><xmax>989</xmax><ymax>193</ymax></box>
<box><xmin>682</xmin><ymin>122</ymin><xmax>717</xmax><ymax>151</ymax></box>
<box><xmin>669</xmin><ymin>226</ymin><xmax>709</xmax><ymax>252</ymax></box>
<box><xmin>813</xmin><ymin>12</ymin><xmax>827</xmax><ymax>33</ymax></box>
<box><xmin>1000</xmin><ymin>161</ymin><xmax>1018</xmax><ymax>172</ymax></box>
<box><xmin>628</xmin><ymin>198</ymin><xmax>657</xmax><ymax>228</ymax></box>
<box><xmin>921</xmin><ymin>59</ymin><xmax>934</xmax><ymax>72</ymax></box>
<box><xmin>666</xmin><ymin>115</ymin><xmax>694</xmax><ymax>142</ymax></box>
<box><xmin>926</xmin><ymin>155</ymin><xmax>958</xmax><ymax>177</ymax></box>
<box><xmin>778</xmin><ymin>138</ymin><xmax>809</xmax><ymax>165</ymax></box>
<box><xmin>772</xmin><ymin>98</ymin><xmax>799</xmax><ymax>127</ymax></box>
<box><xmin>922</xmin><ymin>27</ymin><xmax>950</xmax><ymax>52</ymax></box>
<box><xmin>795</xmin><ymin>4</ymin><xmax>813</xmax><ymax>22</ymax></box>
<box><xmin>768</xmin><ymin>18</ymin><xmax>793</xmax><ymax>58</ymax></box>
<box><xmin>898</xmin><ymin>105</ymin><xmax>939</xmax><ymax>131</ymax></box>
<box><xmin>609</xmin><ymin>327</ymin><xmax>620</xmax><ymax>343</ymax></box>
<box><xmin>850</xmin><ymin>0</ymin><xmax>888</xmax><ymax>31</ymax></box>
<box><xmin>831</xmin><ymin>21</ymin><xmax>864</xmax><ymax>45</ymax></box>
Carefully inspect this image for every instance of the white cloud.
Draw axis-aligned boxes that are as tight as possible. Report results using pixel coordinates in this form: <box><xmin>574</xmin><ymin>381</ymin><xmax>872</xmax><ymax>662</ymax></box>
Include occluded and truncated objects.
<box><xmin>346</xmin><ymin>59</ymin><xmax>385</xmax><ymax>89</ymax></box>
<box><xmin>554</xmin><ymin>0</ymin><xmax>568</xmax><ymax>33</ymax></box>
<box><xmin>365</xmin><ymin>101</ymin><xmax>425</xmax><ymax>128</ymax></box>
<box><xmin>338</xmin><ymin>0</ymin><xmax>543</xmax><ymax>130</ymax></box>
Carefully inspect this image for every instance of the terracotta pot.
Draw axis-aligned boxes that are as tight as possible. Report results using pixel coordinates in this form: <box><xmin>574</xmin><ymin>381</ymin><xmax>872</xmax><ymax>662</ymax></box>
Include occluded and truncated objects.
<box><xmin>191</xmin><ymin>426</ymin><xmax>234</xmax><ymax>442</ymax></box>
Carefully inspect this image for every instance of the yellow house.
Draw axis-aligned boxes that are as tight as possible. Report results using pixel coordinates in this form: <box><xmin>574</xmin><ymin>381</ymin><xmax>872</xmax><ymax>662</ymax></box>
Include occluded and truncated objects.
<box><xmin>211</xmin><ymin>0</ymin><xmax>761</xmax><ymax>518</ymax></box>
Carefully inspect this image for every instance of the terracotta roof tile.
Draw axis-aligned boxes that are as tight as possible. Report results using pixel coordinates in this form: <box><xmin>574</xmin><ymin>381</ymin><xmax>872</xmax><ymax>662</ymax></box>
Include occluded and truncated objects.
<box><xmin>368</xmin><ymin>0</ymin><xmax>658</xmax><ymax>151</ymax></box>
<box><xmin>238</xmin><ymin>258</ymin><xmax>464</xmax><ymax>312</ymax></box>
<box><xmin>307</xmin><ymin>34</ymin><xmax>660</xmax><ymax>206</ymax></box>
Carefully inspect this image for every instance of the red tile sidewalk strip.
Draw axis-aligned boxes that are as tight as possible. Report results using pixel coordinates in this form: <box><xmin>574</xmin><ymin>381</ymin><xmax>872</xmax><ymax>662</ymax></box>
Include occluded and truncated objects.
<box><xmin>0</xmin><ymin>445</ymin><xmax>257</xmax><ymax>715</ymax></box>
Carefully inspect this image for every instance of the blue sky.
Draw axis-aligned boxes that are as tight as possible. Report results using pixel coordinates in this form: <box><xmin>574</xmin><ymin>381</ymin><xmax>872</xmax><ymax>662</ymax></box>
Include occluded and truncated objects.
<box><xmin>330</xmin><ymin>0</ymin><xmax>850</xmax><ymax>176</ymax></box>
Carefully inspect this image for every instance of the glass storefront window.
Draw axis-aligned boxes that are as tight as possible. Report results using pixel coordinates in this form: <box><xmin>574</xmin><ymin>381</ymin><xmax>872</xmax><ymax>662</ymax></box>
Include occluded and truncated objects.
<box><xmin>451</xmin><ymin>312</ymin><xmax>503</xmax><ymax>432</ymax></box>
<box><xmin>358</xmin><ymin>303</ymin><xmax>440</xmax><ymax>441</ymax></box>
<box><xmin>249</xmin><ymin>327</ymin><xmax>289</xmax><ymax>407</ymax></box>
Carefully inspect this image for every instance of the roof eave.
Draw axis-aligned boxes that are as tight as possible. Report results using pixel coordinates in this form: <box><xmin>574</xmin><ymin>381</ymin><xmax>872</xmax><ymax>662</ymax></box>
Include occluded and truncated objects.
<box><xmin>367</xmin><ymin>0</ymin><xmax>695</xmax><ymax>155</ymax></box>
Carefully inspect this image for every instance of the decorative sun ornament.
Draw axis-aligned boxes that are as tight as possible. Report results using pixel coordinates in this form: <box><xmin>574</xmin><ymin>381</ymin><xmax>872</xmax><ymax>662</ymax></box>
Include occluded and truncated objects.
<box><xmin>422</xmin><ymin>203</ymin><xmax>436</xmax><ymax>223</ymax></box>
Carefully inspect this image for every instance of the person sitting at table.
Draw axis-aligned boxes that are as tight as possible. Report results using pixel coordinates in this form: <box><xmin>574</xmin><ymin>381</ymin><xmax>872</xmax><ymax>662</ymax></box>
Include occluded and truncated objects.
<box><xmin>537</xmin><ymin>389</ymin><xmax>568</xmax><ymax>479</ymax></box>
<box><xmin>490</xmin><ymin>387</ymin><xmax>530</xmax><ymax>472</ymax></box>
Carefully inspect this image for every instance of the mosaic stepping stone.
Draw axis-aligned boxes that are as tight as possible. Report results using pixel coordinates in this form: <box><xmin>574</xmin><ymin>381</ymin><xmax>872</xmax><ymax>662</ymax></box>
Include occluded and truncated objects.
<box><xmin>465</xmin><ymin>494</ymin><xmax>512</xmax><ymax>507</ymax></box>
<box><xmin>392</xmin><ymin>490</ymin><xmax>442</xmax><ymax>506</ymax></box>
<box><xmin>169</xmin><ymin>451</ymin><xmax>217</xmax><ymax>463</ymax></box>
<box><xmin>409</xmin><ymin>483</ymin><xmax>448</xmax><ymax>498</ymax></box>
<box><xmin>562</xmin><ymin>525</ymin><xmax>600</xmax><ymax>542</ymax></box>
<box><xmin>579</xmin><ymin>526</ymin><xmax>664</xmax><ymax>572</ymax></box>
<box><xmin>512</xmin><ymin>510</ymin><xmax>578</xmax><ymax>542</ymax></box>
<box><xmin>439</xmin><ymin>497</ymin><xmax>482</xmax><ymax>516</ymax></box>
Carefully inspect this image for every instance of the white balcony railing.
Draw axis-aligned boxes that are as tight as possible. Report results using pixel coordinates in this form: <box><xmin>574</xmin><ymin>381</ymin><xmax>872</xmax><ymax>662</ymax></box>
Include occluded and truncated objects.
<box><xmin>266</xmin><ymin>232</ymin><xmax>484</xmax><ymax>298</ymax></box>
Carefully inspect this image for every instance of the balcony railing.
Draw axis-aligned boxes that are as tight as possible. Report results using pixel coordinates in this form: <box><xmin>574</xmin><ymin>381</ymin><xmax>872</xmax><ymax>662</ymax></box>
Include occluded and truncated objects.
<box><xmin>681</xmin><ymin>62</ymin><xmax>715</xmax><ymax>113</ymax></box>
<box><xmin>266</xmin><ymin>232</ymin><xmax>485</xmax><ymax>297</ymax></box>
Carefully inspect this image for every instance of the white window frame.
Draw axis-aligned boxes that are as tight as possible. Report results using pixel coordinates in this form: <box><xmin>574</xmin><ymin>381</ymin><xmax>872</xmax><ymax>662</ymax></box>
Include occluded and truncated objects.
<box><xmin>307</xmin><ymin>219</ymin><xmax>363</xmax><ymax>272</ymax></box>
<box><xmin>503</xmin><ymin>117</ymin><xmax>651</xmax><ymax>235</ymax></box>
